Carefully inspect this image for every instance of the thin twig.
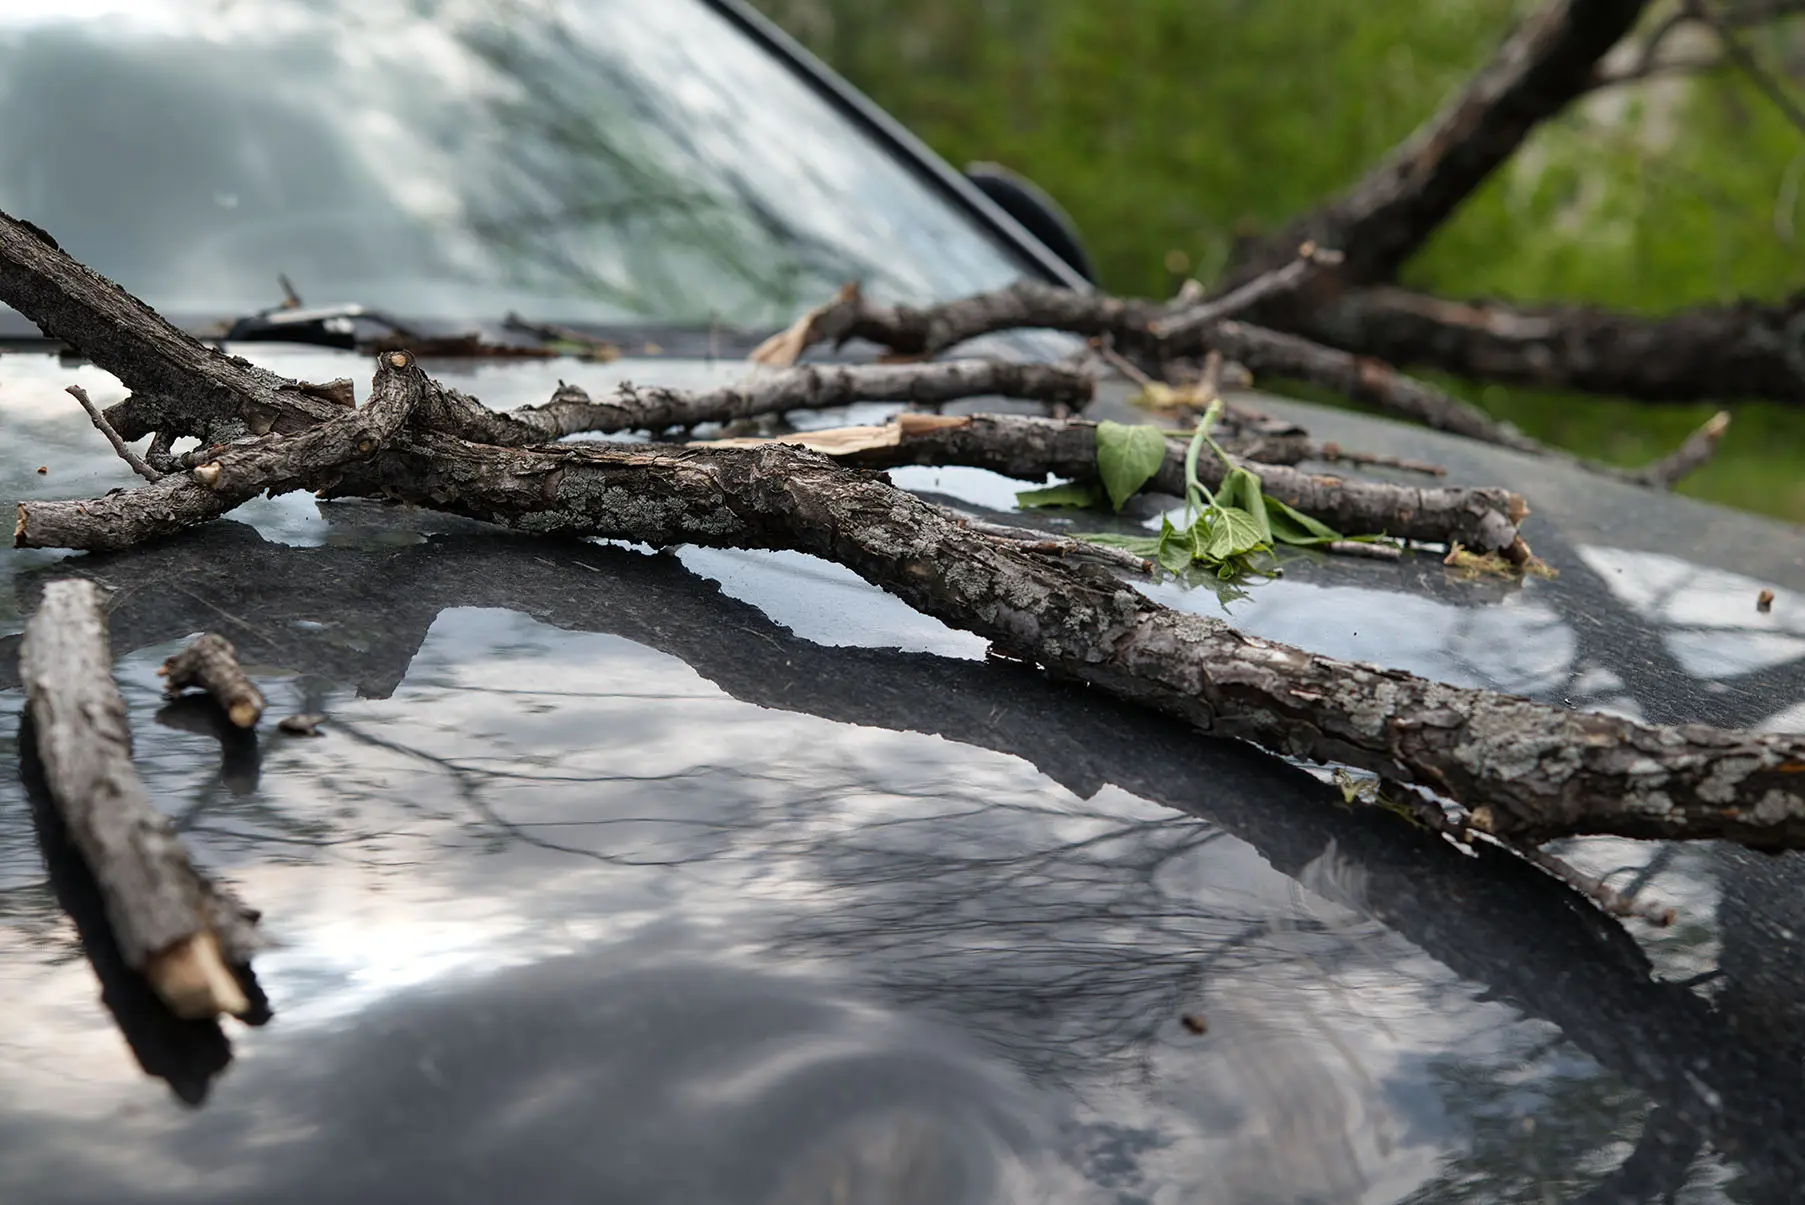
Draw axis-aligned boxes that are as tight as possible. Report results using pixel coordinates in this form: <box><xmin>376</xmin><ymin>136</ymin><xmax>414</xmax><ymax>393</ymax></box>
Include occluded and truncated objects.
<box><xmin>1376</xmin><ymin>776</ymin><xmax>1675</xmax><ymax>926</ymax></box>
<box><xmin>66</xmin><ymin>385</ymin><xmax>162</xmax><ymax>482</ymax></box>
<box><xmin>1313</xmin><ymin>442</ymin><xmax>1448</xmax><ymax>477</ymax></box>
<box><xmin>1510</xmin><ymin>839</ymin><xmax>1679</xmax><ymax>926</ymax></box>
<box><xmin>1692</xmin><ymin>0</ymin><xmax>1805</xmax><ymax>135</ymax></box>
<box><xmin>1151</xmin><ymin>244</ymin><xmax>1345</xmax><ymax>341</ymax></box>
<box><xmin>939</xmin><ymin>506</ymin><xmax>1155</xmax><ymax>575</ymax></box>
<box><xmin>1325</xmin><ymin>540</ymin><xmax>1404</xmax><ymax>561</ymax></box>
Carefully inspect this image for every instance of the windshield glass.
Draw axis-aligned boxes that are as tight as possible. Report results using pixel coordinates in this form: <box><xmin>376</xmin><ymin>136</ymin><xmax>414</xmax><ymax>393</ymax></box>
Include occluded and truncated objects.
<box><xmin>0</xmin><ymin>0</ymin><xmax>1038</xmax><ymax>327</ymax></box>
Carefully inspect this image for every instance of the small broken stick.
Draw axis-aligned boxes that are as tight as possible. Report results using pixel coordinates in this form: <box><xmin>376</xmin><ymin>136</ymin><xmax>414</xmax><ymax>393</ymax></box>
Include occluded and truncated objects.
<box><xmin>20</xmin><ymin>579</ymin><xmax>260</xmax><ymax>1019</ymax></box>
<box><xmin>160</xmin><ymin>633</ymin><xmax>264</xmax><ymax>728</ymax></box>
<box><xmin>278</xmin><ymin>713</ymin><xmax>325</xmax><ymax>736</ymax></box>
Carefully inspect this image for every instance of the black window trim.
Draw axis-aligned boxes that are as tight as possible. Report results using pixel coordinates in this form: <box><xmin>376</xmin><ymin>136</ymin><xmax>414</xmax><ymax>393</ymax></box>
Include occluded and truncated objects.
<box><xmin>699</xmin><ymin>0</ymin><xmax>1094</xmax><ymax>294</ymax></box>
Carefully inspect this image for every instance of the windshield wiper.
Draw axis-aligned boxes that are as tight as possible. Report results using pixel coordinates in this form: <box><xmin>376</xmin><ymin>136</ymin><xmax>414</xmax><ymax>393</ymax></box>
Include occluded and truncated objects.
<box><xmin>225</xmin><ymin>301</ymin><xmax>423</xmax><ymax>351</ymax></box>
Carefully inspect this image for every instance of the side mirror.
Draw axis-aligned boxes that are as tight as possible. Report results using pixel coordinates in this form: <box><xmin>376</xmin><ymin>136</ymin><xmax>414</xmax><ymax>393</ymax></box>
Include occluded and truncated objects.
<box><xmin>964</xmin><ymin>161</ymin><xmax>1098</xmax><ymax>285</ymax></box>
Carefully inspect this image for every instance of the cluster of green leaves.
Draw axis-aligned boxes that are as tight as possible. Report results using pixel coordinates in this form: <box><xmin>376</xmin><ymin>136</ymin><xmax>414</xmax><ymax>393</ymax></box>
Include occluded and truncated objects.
<box><xmin>1020</xmin><ymin>412</ymin><xmax>1380</xmax><ymax>581</ymax></box>
<box><xmin>750</xmin><ymin>0</ymin><xmax>1805</xmax><ymax>521</ymax></box>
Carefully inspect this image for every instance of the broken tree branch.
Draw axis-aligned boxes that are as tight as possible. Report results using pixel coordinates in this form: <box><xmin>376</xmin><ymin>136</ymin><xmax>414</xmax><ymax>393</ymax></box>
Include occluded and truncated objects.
<box><xmin>751</xmin><ymin>280</ymin><xmax>1169</xmax><ymax>365</ymax></box>
<box><xmin>0</xmin><ymin>207</ymin><xmax>346</xmax><ymax>444</ymax></box>
<box><xmin>19</xmin><ymin>579</ymin><xmax>260</xmax><ymax>1019</ymax></box>
<box><xmin>1152</xmin><ymin>244</ymin><xmax>1345</xmax><ymax>343</ymax></box>
<box><xmin>307</xmin><ymin>431</ymin><xmax>1805</xmax><ymax>848</ymax></box>
<box><xmin>1226</xmin><ymin>0</ymin><xmax>1653</xmax><ymax>285</ymax></box>
<box><xmin>17</xmin><ymin>214</ymin><xmax>1805</xmax><ymax>849</ymax></box>
<box><xmin>420</xmin><ymin>359</ymin><xmax>1093</xmax><ymax>447</ymax></box>
<box><xmin>698</xmin><ymin>412</ymin><xmax>1529</xmax><ymax>556</ymax></box>
<box><xmin>1275</xmin><ymin>284</ymin><xmax>1805</xmax><ymax>407</ymax></box>
<box><xmin>160</xmin><ymin>634</ymin><xmax>265</xmax><ymax>729</ymax></box>
<box><xmin>16</xmin><ymin>351</ymin><xmax>427</xmax><ymax>551</ymax></box>
<box><xmin>749</xmin><ymin>281</ymin><xmax>1723</xmax><ymax>487</ymax></box>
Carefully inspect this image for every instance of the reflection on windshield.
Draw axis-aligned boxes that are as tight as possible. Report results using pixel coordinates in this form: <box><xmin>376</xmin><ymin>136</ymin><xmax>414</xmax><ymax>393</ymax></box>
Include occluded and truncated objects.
<box><xmin>0</xmin><ymin>0</ymin><xmax>1034</xmax><ymax>326</ymax></box>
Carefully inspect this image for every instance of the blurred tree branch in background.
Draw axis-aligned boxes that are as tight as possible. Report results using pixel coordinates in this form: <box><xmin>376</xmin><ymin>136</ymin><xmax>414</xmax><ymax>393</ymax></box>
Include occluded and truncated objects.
<box><xmin>752</xmin><ymin>0</ymin><xmax>1805</xmax><ymax>520</ymax></box>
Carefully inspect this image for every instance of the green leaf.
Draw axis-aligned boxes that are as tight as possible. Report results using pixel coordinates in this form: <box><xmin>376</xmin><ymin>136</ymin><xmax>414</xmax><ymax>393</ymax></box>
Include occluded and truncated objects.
<box><xmin>1265</xmin><ymin>495</ymin><xmax>1344</xmax><ymax>546</ymax></box>
<box><xmin>1016</xmin><ymin>480</ymin><xmax>1106</xmax><ymax>509</ymax></box>
<box><xmin>1216</xmin><ymin>467</ymin><xmax>1273</xmax><ymax>544</ymax></box>
<box><xmin>1095</xmin><ymin>421</ymin><xmax>1169</xmax><ymax>511</ymax></box>
<box><xmin>1156</xmin><ymin>516</ymin><xmax>1197</xmax><ymax>573</ymax></box>
<box><xmin>1201</xmin><ymin>505</ymin><xmax>1269</xmax><ymax>560</ymax></box>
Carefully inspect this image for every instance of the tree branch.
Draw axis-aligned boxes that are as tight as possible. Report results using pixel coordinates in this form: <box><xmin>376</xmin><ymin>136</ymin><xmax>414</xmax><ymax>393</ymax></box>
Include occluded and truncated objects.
<box><xmin>1280</xmin><ymin>284</ymin><xmax>1805</xmax><ymax>406</ymax></box>
<box><xmin>66</xmin><ymin>384</ymin><xmax>162</xmax><ymax>482</ymax></box>
<box><xmin>1228</xmin><ymin>0</ymin><xmax>1653</xmax><ymax>285</ymax></box>
<box><xmin>698</xmin><ymin>412</ymin><xmax>1530</xmax><ymax>555</ymax></box>
<box><xmin>19</xmin><ymin>579</ymin><xmax>261</xmax><ymax>1019</ymax></box>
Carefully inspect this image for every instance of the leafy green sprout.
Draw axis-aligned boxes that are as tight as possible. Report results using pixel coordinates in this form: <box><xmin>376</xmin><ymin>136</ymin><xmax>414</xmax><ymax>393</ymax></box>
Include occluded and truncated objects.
<box><xmin>1018</xmin><ymin>402</ymin><xmax>1395</xmax><ymax>582</ymax></box>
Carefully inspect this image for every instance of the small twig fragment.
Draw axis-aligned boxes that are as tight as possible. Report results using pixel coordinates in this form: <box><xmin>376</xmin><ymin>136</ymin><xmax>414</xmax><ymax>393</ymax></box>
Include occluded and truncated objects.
<box><xmin>1325</xmin><ymin>540</ymin><xmax>1403</xmax><ymax>562</ymax></box>
<box><xmin>1759</xmin><ymin>588</ymin><xmax>1776</xmax><ymax>614</ymax></box>
<box><xmin>160</xmin><ymin>633</ymin><xmax>265</xmax><ymax>728</ymax></box>
<box><xmin>1150</xmin><ymin>243</ymin><xmax>1344</xmax><ymax>341</ymax></box>
<box><xmin>1509</xmin><ymin>840</ymin><xmax>1678</xmax><ymax>927</ymax></box>
<box><xmin>278</xmin><ymin>713</ymin><xmax>325</xmax><ymax>737</ymax></box>
<box><xmin>1613</xmin><ymin>410</ymin><xmax>1732</xmax><ymax>489</ymax></box>
<box><xmin>1313</xmin><ymin>441</ymin><xmax>1447</xmax><ymax>477</ymax></box>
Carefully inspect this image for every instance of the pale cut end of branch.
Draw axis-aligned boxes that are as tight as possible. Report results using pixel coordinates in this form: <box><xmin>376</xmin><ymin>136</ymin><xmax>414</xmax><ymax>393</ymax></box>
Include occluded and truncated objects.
<box><xmin>12</xmin><ymin>504</ymin><xmax>24</xmax><ymax>545</ymax></box>
<box><xmin>751</xmin><ymin>282</ymin><xmax>861</xmax><ymax>367</ymax></box>
<box><xmin>145</xmin><ymin>929</ymin><xmax>251</xmax><ymax>1019</ymax></box>
<box><xmin>192</xmin><ymin>462</ymin><xmax>223</xmax><ymax>488</ymax></box>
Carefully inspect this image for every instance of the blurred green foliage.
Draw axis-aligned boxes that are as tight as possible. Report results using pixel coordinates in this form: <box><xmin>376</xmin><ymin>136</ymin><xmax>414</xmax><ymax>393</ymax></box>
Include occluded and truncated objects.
<box><xmin>751</xmin><ymin>0</ymin><xmax>1805</xmax><ymax>521</ymax></box>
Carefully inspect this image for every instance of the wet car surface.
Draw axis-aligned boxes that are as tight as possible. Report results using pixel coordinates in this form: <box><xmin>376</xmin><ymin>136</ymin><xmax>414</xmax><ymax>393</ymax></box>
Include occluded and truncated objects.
<box><xmin>4</xmin><ymin>346</ymin><xmax>1805</xmax><ymax>1203</ymax></box>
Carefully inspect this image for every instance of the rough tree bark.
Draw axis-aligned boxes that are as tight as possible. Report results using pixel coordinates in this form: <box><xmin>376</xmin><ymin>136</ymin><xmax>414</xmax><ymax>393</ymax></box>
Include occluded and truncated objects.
<box><xmin>296</xmin><ymin>430</ymin><xmax>1805</xmax><ymax>849</ymax></box>
<box><xmin>14</xmin><ymin>214</ymin><xmax>1805</xmax><ymax>848</ymax></box>
<box><xmin>1278</xmin><ymin>286</ymin><xmax>1805</xmax><ymax>406</ymax></box>
<box><xmin>700</xmin><ymin>412</ymin><xmax>1529</xmax><ymax>555</ymax></box>
<box><xmin>15</xmin><ymin>351</ymin><xmax>429</xmax><ymax>552</ymax></box>
<box><xmin>19</xmin><ymin>579</ymin><xmax>261</xmax><ymax>1019</ymax></box>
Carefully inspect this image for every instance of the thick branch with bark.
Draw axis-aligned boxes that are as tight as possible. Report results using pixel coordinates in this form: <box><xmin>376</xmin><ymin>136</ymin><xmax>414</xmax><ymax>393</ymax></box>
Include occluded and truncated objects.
<box><xmin>0</xmin><ymin>208</ymin><xmax>346</xmax><ymax>444</ymax></box>
<box><xmin>701</xmin><ymin>413</ymin><xmax>1528</xmax><ymax>555</ymax></box>
<box><xmin>15</xmin><ymin>351</ymin><xmax>428</xmax><ymax>551</ymax></box>
<box><xmin>310</xmin><ymin>432</ymin><xmax>1805</xmax><ymax>847</ymax></box>
<box><xmin>1281</xmin><ymin>285</ymin><xmax>1805</xmax><ymax>406</ymax></box>
<box><xmin>19</xmin><ymin>579</ymin><xmax>261</xmax><ymax>1019</ymax></box>
<box><xmin>1228</xmin><ymin>0</ymin><xmax>1652</xmax><ymax>285</ymax></box>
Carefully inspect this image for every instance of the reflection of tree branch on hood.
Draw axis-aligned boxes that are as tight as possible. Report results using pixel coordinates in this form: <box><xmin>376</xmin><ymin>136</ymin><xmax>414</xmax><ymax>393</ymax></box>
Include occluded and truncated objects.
<box><xmin>10</xmin><ymin>521</ymin><xmax>1805</xmax><ymax>1195</ymax></box>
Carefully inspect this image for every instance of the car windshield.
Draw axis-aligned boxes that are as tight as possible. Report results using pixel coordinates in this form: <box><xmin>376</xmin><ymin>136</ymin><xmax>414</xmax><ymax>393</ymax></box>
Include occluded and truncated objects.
<box><xmin>0</xmin><ymin>0</ymin><xmax>1038</xmax><ymax>329</ymax></box>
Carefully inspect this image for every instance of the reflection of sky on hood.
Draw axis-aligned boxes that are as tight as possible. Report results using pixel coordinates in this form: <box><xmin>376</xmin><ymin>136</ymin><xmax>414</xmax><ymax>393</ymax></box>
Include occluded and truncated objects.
<box><xmin>10</xmin><ymin>352</ymin><xmax>1805</xmax><ymax>1200</ymax></box>
<box><xmin>1</xmin><ymin>601</ymin><xmax>1631</xmax><ymax>1204</ymax></box>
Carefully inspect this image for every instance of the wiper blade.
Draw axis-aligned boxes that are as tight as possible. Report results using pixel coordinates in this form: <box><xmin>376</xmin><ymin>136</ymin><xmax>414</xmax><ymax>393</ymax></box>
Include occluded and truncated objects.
<box><xmin>225</xmin><ymin>301</ymin><xmax>422</xmax><ymax>350</ymax></box>
<box><xmin>502</xmin><ymin>312</ymin><xmax>621</xmax><ymax>362</ymax></box>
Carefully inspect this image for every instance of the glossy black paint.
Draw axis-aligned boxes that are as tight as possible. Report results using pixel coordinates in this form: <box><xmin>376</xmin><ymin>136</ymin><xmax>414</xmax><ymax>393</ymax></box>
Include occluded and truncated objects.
<box><xmin>4</xmin><ymin>350</ymin><xmax>1805</xmax><ymax>1200</ymax></box>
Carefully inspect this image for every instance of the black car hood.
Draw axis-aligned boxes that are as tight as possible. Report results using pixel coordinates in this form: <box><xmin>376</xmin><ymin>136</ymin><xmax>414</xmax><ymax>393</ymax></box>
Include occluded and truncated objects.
<box><xmin>4</xmin><ymin>347</ymin><xmax>1805</xmax><ymax>1202</ymax></box>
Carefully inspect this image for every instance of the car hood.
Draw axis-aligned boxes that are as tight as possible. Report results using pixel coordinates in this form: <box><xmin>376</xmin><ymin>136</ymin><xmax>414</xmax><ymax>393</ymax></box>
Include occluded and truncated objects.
<box><xmin>5</xmin><ymin>346</ymin><xmax>1805</xmax><ymax>1202</ymax></box>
